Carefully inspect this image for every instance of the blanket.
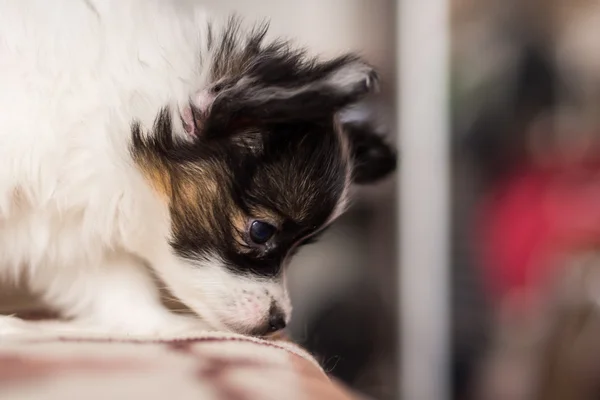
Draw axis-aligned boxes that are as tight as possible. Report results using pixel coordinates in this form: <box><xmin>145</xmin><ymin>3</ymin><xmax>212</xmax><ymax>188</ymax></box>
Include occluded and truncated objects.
<box><xmin>0</xmin><ymin>330</ymin><xmax>361</xmax><ymax>400</ymax></box>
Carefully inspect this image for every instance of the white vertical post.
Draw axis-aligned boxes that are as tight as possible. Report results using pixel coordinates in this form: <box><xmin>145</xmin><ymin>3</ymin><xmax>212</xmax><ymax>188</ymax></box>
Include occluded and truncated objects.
<box><xmin>398</xmin><ymin>0</ymin><xmax>450</xmax><ymax>398</ymax></box>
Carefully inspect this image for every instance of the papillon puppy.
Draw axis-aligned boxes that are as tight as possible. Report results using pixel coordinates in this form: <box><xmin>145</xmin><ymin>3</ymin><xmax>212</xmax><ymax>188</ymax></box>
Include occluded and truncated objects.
<box><xmin>0</xmin><ymin>0</ymin><xmax>396</xmax><ymax>338</ymax></box>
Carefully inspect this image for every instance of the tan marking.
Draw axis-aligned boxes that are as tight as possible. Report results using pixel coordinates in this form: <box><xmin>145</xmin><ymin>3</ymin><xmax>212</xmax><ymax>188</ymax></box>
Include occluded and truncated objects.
<box><xmin>135</xmin><ymin>153</ymin><xmax>260</xmax><ymax>256</ymax></box>
<box><xmin>230</xmin><ymin>210</ymin><xmax>250</xmax><ymax>251</ymax></box>
<box><xmin>170</xmin><ymin>169</ymin><xmax>220</xmax><ymax>239</ymax></box>
<box><xmin>134</xmin><ymin>155</ymin><xmax>173</xmax><ymax>202</ymax></box>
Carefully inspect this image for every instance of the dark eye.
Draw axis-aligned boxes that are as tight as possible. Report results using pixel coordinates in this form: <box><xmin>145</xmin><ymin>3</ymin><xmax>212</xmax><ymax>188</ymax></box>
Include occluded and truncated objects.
<box><xmin>211</xmin><ymin>83</ymin><xmax>223</xmax><ymax>93</ymax></box>
<box><xmin>248</xmin><ymin>221</ymin><xmax>276</xmax><ymax>245</ymax></box>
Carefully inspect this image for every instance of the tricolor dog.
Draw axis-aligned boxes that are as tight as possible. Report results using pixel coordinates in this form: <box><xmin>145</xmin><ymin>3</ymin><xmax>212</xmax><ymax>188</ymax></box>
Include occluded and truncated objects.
<box><xmin>0</xmin><ymin>0</ymin><xmax>395</xmax><ymax>337</ymax></box>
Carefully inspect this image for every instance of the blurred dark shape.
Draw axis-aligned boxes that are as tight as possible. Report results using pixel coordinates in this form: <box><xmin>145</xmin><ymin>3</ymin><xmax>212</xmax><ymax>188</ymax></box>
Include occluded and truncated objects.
<box><xmin>290</xmin><ymin>196</ymin><xmax>396</xmax><ymax>400</ymax></box>
<box><xmin>345</xmin><ymin>121</ymin><xmax>397</xmax><ymax>185</ymax></box>
<box><xmin>302</xmin><ymin>287</ymin><xmax>377</xmax><ymax>384</ymax></box>
<box><xmin>463</xmin><ymin>42</ymin><xmax>558</xmax><ymax>184</ymax></box>
<box><xmin>453</xmin><ymin>32</ymin><xmax>563</xmax><ymax>400</ymax></box>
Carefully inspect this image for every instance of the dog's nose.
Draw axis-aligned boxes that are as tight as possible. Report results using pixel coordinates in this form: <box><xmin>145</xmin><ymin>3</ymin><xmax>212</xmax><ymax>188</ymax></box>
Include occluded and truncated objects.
<box><xmin>249</xmin><ymin>305</ymin><xmax>288</xmax><ymax>337</ymax></box>
<box><xmin>267</xmin><ymin>308</ymin><xmax>287</xmax><ymax>333</ymax></box>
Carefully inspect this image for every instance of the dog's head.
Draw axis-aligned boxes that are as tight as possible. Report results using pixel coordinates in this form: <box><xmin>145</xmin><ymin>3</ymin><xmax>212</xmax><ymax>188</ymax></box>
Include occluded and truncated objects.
<box><xmin>131</xmin><ymin>19</ymin><xmax>396</xmax><ymax>336</ymax></box>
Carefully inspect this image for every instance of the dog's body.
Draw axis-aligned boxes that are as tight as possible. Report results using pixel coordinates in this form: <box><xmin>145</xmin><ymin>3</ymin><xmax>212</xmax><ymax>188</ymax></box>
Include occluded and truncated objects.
<box><xmin>0</xmin><ymin>0</ymin><xmax>395</xmax><ymax>337</ymax></box>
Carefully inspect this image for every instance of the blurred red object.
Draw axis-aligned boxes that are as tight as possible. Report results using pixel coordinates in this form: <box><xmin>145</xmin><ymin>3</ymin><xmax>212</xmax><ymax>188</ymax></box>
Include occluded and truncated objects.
<box><xmin>478</xmin><ymin>149</ymin><xmax>600</xmax><ymax>309</ymax></box>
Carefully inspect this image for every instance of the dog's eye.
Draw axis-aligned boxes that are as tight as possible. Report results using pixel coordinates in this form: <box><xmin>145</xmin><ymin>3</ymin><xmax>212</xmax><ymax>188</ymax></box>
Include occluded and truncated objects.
<box><xmin>211</xmin><ymin>83</ymin><xmax>224</xmax><ymax>93</ymax></box>
<box><xmin>248</xmin><ymin>221</ymin><xmax>276</xmax><ymax>245</ymax></box>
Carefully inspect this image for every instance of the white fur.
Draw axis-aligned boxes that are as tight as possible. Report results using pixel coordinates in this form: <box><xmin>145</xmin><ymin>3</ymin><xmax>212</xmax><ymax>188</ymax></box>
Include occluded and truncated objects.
<box><xmin>0</xmin><ymin>0</ymin><xmax>291</xmax><ymax>337</ymax></box>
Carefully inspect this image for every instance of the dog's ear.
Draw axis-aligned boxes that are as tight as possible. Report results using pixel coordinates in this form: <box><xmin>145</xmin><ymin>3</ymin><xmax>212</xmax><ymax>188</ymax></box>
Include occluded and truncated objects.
<box><xmin>203</xmin><ymin>55</ymin><xmax>380</xmax><ymax>137</ymax></box>
<box><xmin>240</xmin><ymin>55</ymin><xmax>380</xmax><ymax>121</ymax></box>
<box><xmin>342</xmin><ymin>119</ymin><xmax>397</xmax><ymax>185</ymax></box>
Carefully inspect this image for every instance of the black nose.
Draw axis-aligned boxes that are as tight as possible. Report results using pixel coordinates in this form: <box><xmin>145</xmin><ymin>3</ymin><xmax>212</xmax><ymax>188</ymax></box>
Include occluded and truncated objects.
<box><xmin>267</xmin><ymin>308</ymin><xmax>287</xmax><ymax>333</ymax></box>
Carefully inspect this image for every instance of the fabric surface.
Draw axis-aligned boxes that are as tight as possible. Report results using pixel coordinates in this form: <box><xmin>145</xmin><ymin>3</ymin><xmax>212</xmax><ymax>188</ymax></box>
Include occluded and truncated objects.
<box><xmin>0</xmin><ymin>330</ymin><xmax>361</xmax><ymax>400</ymax></box>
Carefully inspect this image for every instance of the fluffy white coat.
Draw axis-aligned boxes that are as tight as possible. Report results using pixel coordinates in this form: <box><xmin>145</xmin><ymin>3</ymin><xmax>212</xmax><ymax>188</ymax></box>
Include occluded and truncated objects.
<box><xmin>0</xmin><ymin>0</ymin><xmax>291</xmax><ymax>337</ymax></box>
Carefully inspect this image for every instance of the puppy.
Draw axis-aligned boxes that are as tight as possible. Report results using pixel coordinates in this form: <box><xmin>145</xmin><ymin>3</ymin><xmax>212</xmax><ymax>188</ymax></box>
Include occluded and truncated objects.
<box><xmin>0</xmin><ymin>0</ymin><xmax>395</xmax><ymax>337</ymax></box>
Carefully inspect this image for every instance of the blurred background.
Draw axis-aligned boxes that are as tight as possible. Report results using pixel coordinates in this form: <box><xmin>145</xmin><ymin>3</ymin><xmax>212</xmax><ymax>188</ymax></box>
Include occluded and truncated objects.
<box><xmin>453</xmin><ymin>1</ymin><xmax>600</xmax><ymax>399</ymax></box>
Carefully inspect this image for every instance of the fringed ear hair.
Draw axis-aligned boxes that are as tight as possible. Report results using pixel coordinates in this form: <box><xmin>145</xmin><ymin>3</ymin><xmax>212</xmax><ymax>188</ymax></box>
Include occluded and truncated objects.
<box><xmin>339</xmin><ymin>103</ymin><xmax>397</xmax><ymax>184</ymax></box>
<box><xmin>184</xmin><ymin>17</ymin><xmax>384</xmax><ymax>140</ymax></box>
<box><xmin>199</xmin><ymin>54</ymin><xmax>380</xmax><ymax>138</ymax></box>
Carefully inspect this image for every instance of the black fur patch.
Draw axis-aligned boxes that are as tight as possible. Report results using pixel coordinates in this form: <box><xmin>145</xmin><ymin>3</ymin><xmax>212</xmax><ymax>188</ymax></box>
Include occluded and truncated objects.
<box><xmin>131</xmin><ymin>17</ymin><xmax>395</xmax><ymax>277</ymax></box>
<box><xmin>132</xmin><ymin>109</ymin><xmax>346</xmax><ymax>277</ymax></box>
<box><xmin>344</xmin><ymin>121</ymin><xmax>397</xmax><ymax>184</ymax></box>
<box><xmin>203</xmin><ymin>17</ymin><xmax>378</xmax><ymax>136</ymax></box>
